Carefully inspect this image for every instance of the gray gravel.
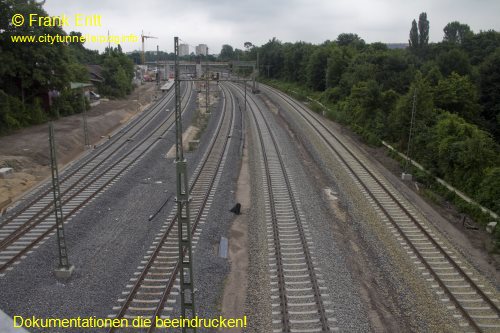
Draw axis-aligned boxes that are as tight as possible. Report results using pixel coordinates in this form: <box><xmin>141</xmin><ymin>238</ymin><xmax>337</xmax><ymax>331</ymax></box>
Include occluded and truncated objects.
<box><xmin>136</xmin><ymin>82</ymin><xmax>246</xmax><ymax>333</ymax></box>
<box><xmin>259</xmin><ymin>86</ymin><xmax>459</xmax><ymax>332</ymax></box>
<box><xmin>0</xmin><ymin>86</ymin><xmax>205</xmax><ymax>332</ymax></box>
<box><xmin>247</xmin><ymin>91</ymin><xmax>371</xmax><ymax>332</ymax></box>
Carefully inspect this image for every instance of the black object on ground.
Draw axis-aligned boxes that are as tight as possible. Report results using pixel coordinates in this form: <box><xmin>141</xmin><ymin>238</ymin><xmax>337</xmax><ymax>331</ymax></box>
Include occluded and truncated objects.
<box><xmin>230</xmin><ymin>203</ymin><xmax>241</xmax><ymax>215</ymax></box>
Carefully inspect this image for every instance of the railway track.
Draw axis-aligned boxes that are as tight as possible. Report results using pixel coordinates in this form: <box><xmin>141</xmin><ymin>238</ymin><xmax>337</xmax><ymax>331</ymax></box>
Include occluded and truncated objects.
<box><xmin>230</xmin><ymin>82</ymin><xmax>338</xmax><ymax>332</ymax></box>
<box><xmin>108</xmin><ymin>82</ymin><xmax>235</xmax><ymax>331</ymax></box>
<box><xmin>262</xmin><ymin>84</ymin><xmax>500</xmax><ymax>332</ymax></box>
<box><xmin>1</xmin><ymin>86</ymin><xmax>177</xmax><ymax>227</ymax></box>
<box><xmin>0</xmin><ymin>82</ymin><xmax>194</xmax><ymax>276</ymax></box>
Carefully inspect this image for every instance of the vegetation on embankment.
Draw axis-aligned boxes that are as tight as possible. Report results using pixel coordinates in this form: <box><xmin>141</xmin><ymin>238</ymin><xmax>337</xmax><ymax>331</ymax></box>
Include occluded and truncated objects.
<box><xmin>255</xmin><ymin>19</ymin><xmax>499</xmax><ymax>210</ymax></box>
<box><xmin>0</xmin><ymin>1</ymin><xmax>135</xmax><ymax>134</ymax></box>
<box><xmin>238</xmin><ymin>14</ymin><xmax>500</xmax><ymax>238</ymax></box>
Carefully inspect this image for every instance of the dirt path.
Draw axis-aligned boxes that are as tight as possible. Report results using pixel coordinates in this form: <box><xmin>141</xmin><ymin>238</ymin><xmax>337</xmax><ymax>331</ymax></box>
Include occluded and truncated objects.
<box><xmin>0</xmin><ymin>82</ymin><xmax>157</xmax><ymax>211</ymax></box>
<box><xmin>219</xmin><ymin>142</ymin><xmax>250</xmax><ymax>333</ymax></box>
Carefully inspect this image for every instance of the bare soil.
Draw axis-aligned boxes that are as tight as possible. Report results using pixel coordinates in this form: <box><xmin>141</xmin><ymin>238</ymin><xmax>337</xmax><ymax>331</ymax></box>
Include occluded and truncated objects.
<box><xmin>0</xmin><ymin>82</ymin><xmax>157</xmax><ymax>211</ymax></box>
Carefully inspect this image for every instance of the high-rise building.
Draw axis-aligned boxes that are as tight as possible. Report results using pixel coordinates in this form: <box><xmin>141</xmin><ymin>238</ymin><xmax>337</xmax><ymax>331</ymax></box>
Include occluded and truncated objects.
<box><xmin>195</xmin><ymin>44</ymin><xmax>208</xmax><ymax>56</ymax></box>
<box><xmin>179</xmin><ymin>44</ymin><xmax>189</xmax><ymax>57</ymax></box>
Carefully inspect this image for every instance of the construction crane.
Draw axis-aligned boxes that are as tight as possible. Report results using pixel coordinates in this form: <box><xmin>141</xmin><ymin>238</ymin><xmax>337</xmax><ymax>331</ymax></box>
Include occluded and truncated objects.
<box><xmin>141</xmin><ymin>31</ymin><xmax>158</xmax><ymax>65</ymax></box>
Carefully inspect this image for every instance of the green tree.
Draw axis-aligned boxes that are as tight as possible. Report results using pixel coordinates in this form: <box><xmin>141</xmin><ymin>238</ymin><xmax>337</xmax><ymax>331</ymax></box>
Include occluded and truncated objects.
<box><xmin>426</xmin><ymin>112</ymin><xmax>497</xmax><ymax>194</ymax></box>
<box><xmin>437</xmin><ymin>48</ymin><xmax>471</xmax><ymax>76</ymax></box>
<box><xmin>336</xmin><ymin>33</ymin><xmax>365</xmax><ymax>48</ymax></box>
<box><xmin>388</xmin><ymin>72</ymin><xmax>435</xmax><ymax>148</ymax></box>
<box><xmin>479</xmin><ymin>48</ymin><xmax>500</xmax><ymax>138</ymax></box>
<box><xmin>307</xmin><ymin>47</ymin><xmax>329</xmax><ymax>91</ymax></box>
<box><xmin>462</xmin><ymin>30</ymin><xmax>500</xmax><ymax>65</ymax></box>
<box><xmin>476</xmin><ymin>167</ymin><xmax>500</xmax><ymax>213</ymax></box>
<box><xmin>99</xmin><ymin>50</ymin><xmax>134</xmax><ymax>97</ymax></box>
<box><xmin>443</xmin><ymin>21</ymin><xmax>473</xmax><ymax>44</ymax></box>
<box><xmin>259</xmin><ymin>38</ymin><xmax>284</xmax><ymax>78</ymax></box>
<box><xmin>326</xmin><ymin>47</ymin><xmax>350</xmax><ymax>89</ymax></box>
<box><xmin>409</xmin><ymin>19</ymin><xmax>419</xmax><ymax>50</ymax></box>
<box><xmin>219</xmin><ymin>44</ymin><xmax>234</xmax><ymax>61</ymax></box>
<box><xmin>282</xmin><ymin>42</ymin><xmax>313</xmax><ymax>82</ymax></box>
<box><xmin>0</xmin><ymin>0</ymin><xmax>74</xmax><ymax>129</ymax></box>
<box><xmin>418</xmin><ymin>13</ymin><xmax>430</xmax><ymax>47</ymax></box>
<box><xmin>434</xmin><ymin>73</ymin><xmax>481</xmax><ymax>122</ymax></box>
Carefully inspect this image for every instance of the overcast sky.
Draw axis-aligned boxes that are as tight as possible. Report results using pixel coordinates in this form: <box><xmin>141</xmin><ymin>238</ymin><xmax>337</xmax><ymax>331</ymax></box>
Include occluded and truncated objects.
<box><xmin>43</xmin><ymin>0</ymin><xmax>500</xmax><ymax>54</ymax></box>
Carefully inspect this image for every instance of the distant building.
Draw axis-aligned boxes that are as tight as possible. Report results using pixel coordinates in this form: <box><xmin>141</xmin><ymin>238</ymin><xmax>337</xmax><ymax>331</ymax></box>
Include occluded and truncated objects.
<box><xmin>195</xmin><ymin>44</ymin><xmax>208</xmax><ymax>56</ymax></box>
<box><xmin>179</xmin><ymin>44</ymin><xmax>189</xmax><ymax>56</ymax></box>
<box><xmin>86</xmin><ymin>65</ymin><xmax>104</xmax><ymax>84</ymax></box>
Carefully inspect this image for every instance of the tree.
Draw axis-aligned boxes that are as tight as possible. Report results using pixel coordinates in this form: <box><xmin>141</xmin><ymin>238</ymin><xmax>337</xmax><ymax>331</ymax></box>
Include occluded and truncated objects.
<box><xmin>244</xmin><ymin>42</ymin><xmax>253</xmax><ymax>50</ymax></box>
<box><xmin>434</xmin><ymin>73</ymin><xmax>481</xmax><ymax>123</ymax></box>
<box><xmin>219</xmin><ymin>44</ymin><xmax>234</xmax><ymax>61</ymax></box>
<box><xmin>443</xmin><ymin>21</ymin><xmax>473</xmax><ymax>44</ymax></box>
<box><xmin>409</xmin><ymin>19</ymin><xmax>419</xmax><ymax>49</ymax></box>
<box><xmin>476</xmin><ymin>167</ymin><xmax>500</xmax><ymax>213</ymax></box>
<box><xmin>388</xmin><ymin>72</ymin><xmax>435</xmax><ymax>148</ymax></box>
<box><xmin>437</xmin><ymin>48</ymin><xmax>471</xmax><ymax>77</ymax></box>
<box><xmin>99</xmin><ymin>50</ymin><xmax>134</xmax><ymax>97</ymax></box>
<box><xmin>307</xmin><ymin>47</ymin><xmax>329</xmax><ymax>91</ymax></box>
<box><xmin>479</xmin><ymin>49</ymin><xmax>500</xmax><ymax>138</ymax></box>
<box><xmin>426</xmin><ymin>112</ymin><xmax>497</xmax><ymax>194</ymax></box>
<box><xmin>282</xmin><ymin>42</ymin><xmax>313</xmax><ymax>82</ymax></box>
<box><xmin>409</xmin><ymin>13</ymin><xmax>429</xmax><ymax>54</ymax></box>
<box><xmin>462</xmin><ymin>30</ymin><xmax>500</xmax><ymax>65</ymax></box>
<box><xmin>336</xmin><ymin>33</ymin><xmax>365</xmax><ymax>48</ymax></box>
<box><xmin>326</xmin><ymin>48</ymin><xmax>349</xmax><ymax>88</ymax></box>
<box><xmin>418</xmin><ymin>13</ymin><xmax>430</xmax><ymax>47</ymax></box>
<box><xmin>259</xmin><ymin>38</ymin><xmax>284</xmax><ymax>78</ymax></box>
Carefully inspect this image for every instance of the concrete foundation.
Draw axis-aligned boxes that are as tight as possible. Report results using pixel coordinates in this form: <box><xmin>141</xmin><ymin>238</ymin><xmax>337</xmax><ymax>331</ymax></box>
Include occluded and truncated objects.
<box><xmin>189</xmin><ymin>140</ymin><xmax>200</xmax><ymax>151</ymax></box>
<box><xmin>54</xmin><ymin>265</ymin><xmax>75</xmax><ymax>279</ymax></box>
<box><xmin>401</xmin><ymin>172</ymin><xmax>412</xmax><ymax>181</ymax></box>
<box><xmin>0</xmin><ymin>168</ymin><xmax>13</xmax><ymax>179</ymax></box>
<box><xmin>487</xmin><ymin>222</ymin><xmax>498</xmax><ymax>234</ymax></box>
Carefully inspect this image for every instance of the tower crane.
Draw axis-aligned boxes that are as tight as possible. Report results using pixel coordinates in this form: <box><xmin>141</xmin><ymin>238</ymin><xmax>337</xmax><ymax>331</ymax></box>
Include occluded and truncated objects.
<box><xmin>141</xmin><ymin>31</ymin><xmax>158</xmax><ymax>65</ymax></box>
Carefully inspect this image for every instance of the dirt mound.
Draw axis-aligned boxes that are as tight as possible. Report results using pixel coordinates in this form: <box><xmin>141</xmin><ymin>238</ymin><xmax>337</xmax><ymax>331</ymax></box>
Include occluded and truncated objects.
<box><xmin>0</xmin><ymin>82</ymin><xmax>158</xmax><ymax>211</ymax></box>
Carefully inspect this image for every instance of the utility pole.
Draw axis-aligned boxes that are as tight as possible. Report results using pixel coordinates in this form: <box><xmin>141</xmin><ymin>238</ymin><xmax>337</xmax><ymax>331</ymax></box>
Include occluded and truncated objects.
<box><xmin>82</xmin><ymin>89</ymin><xmax>90</xmax><ymax>148</ymax></box>
<box><xmin>174</xmin><ymin>36</ymin><xmax>196</xmax><ymax>332</ymax></box>
<box><xmin>156</xmin><ymin>45</ymin><xmax>160</xmax><ymax>88</ymax></box>
<box><xmin>205</xmin><ymin>47</ymin><xmax>210</xmax><ymax>114</ymax></box>
<box><xmin>49</xmin><ymin>122</ymin><xmax>74</xmax><ymax>279</ymax></box>
<box><xmin>402</xmin><ymin>89</ymin><xmax>417</xmax><ymax>181</ymax></box>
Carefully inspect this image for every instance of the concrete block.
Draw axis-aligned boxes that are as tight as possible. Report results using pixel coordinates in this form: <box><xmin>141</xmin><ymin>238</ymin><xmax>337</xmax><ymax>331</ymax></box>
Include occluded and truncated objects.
<box><xmin>189</xmin><ymin>140</ymin><xmax>200</xmax><ymax>151</ymax></box>
<box><xmin>218</xmin><ymin>237</ymin><xmax>228</xmax><ymax>259</ymax></box>
<box><xmin>401</xmin><ymin>172</ymin><xmax>412</xmax><ymax>181</ymax></box>
<box><xmin>486</xmin><ymin>222</ymin><xmax>497</xmax><ymax>234</ymax></box>
<box><xmin>54</xmin><ymin>265</ymin><xmax>75</xmax><ymax>279</ymax></box>
<box><xmin>0</xmin><ymin>168</ymin><xmax>13</xmax><ymax>179</ymax></box>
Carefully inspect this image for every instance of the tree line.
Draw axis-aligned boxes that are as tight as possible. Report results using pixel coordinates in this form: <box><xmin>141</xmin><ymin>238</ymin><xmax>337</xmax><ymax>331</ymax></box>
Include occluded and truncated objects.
<box><xmin>0</xmin><ymin>1</ymin><xmax>134</xmax><ymax>134</ymax></box>
<box><xmin>225</xmin><ymin>13</ymin><xmax>500</xmax><ymax>215</ymax></box>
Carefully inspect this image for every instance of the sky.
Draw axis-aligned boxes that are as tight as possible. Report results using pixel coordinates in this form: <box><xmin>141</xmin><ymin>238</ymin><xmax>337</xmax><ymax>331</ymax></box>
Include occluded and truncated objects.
<box><xmin>43</xmin><ymin>0</ymin><xmax>500</xmax><ymax>54</ymax></box>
